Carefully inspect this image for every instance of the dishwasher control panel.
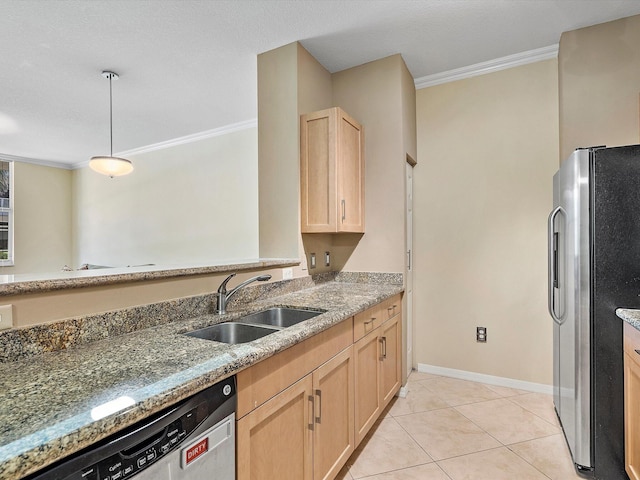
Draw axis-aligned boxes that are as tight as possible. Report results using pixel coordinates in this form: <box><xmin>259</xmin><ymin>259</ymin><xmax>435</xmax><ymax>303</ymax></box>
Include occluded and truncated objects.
<box><xmin>29</xmin><ymin>376</ymin><xmax>237</xmax><ymax>480</ymax></box>
<box><xmin>80</xmin><ymin>402</ymin><xmax>208</xmax><ymax>480</ymax></box>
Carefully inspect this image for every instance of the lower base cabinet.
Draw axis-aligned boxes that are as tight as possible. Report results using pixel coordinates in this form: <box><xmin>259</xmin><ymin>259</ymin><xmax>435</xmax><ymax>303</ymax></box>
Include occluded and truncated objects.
<box><xmin>237</xmin><ymin>374</ymin><xmax>313</xmax><ymax>480</ymax></box>
<box><xmin>354</xmin><ymin>303</ymin><xmax>402</xmax><ymax>445</ymax></box>
<box><xmin>237</xmin><ymin>294</ymin><xmax>402</xmax><ymax>480</ymax></box>
<box><xmin>380</xmin><ymin>314</ymin><xmax>401</xmax><ymax>406</ymax></box>
<box><xmin>237</xmin><ymin>347</ymin><xmax>354</xmax><ymax>480</ymax></box>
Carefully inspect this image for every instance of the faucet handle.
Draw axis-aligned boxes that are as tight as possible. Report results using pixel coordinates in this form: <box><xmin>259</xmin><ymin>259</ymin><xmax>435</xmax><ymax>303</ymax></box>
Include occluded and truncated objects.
<box><xmin>217</xmin><ymin>273</ymin><xmax>236</xmax><ymax>294</ymax></box>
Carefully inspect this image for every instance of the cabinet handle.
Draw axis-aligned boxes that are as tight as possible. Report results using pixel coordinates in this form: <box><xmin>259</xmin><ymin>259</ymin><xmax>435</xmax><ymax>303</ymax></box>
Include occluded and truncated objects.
<box><xmin>308</xmin><ymin>395</ymin><xmax>315</xmax><ymax>431</ymax></box>
<box><xmin>364</xmin><ymin>317</ymin><xmax>376</xmax><ymax>325</ymax></box>
<box><xmin>380</xmin><ymin>336</ymin><xmax>387</xmax><ymax>359</ymax></box>
<box><xmin>315</xmin><ymin>389</ymin><xmax>322</xmax><ymax>424</ymax></box>
<box><xmin>635</xmin><ymin>349</ymin><xmax>640</xmax><ymax>356</ymax></box>
<box><xmin>341</xmin><ymin>199</ymin><xmax>346</xmax><ymax>222</ymax></box>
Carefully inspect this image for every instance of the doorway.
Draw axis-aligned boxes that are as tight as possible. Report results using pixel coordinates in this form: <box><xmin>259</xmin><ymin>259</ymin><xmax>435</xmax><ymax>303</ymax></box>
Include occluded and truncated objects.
<box><xmin>405</xmin><ymin>155</ymin><xmax>416</xmax><ymax>377</ymax></box>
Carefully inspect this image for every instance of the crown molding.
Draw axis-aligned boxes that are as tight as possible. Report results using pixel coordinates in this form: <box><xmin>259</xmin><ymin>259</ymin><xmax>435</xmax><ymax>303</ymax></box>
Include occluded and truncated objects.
<box><xmin>72</xmin><ymin>118</ymin><xmax>258</xmax><ymax>169</ymax></box>
<box><xmin>414</xmin><ymin>44</ymin><xmax>558</xmax><ymax>89</ymax></box>
<box><xmin>0</xmin><ymin>153</ymin><xmax>73</xmax><ymax>170</ymax></box>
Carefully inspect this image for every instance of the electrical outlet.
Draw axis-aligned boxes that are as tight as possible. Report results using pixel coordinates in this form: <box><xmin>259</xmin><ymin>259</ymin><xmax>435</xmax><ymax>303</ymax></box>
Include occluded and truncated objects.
<box><xmin>310</xmin><ymin>253</ymin><xmax>316</xmax><ymax>269</ymax></box>
<box><xmin>0</xmin><ymin>305</ymin><xmax>13</xmax><ymax>330</ymax></box>
<box><xmin>325</xmin><ymin>251</ymin><xmax>330</xmax><ymax>267</ymax></box>
<box><xmin>476</xmin><ymin>326</ymin><xmax>487</xmax><ymax>343</ymax></box>
<box><xmin>282</xmin><ymin>267</ymin><xmax>293</xmax><ymax>280</ymax></box>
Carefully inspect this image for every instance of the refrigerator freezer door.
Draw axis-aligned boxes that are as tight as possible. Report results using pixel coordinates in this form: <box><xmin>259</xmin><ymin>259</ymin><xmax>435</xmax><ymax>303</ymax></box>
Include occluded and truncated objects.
<box><xmin>551</xmin><ymin>148</ymin><xmax>592</xmax><ymax>470</ymax></box>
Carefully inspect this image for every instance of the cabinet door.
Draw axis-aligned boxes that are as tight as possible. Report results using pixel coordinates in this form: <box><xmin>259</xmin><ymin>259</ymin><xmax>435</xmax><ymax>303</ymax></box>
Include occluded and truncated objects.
<box><xmin>300</xmin><ymin>109</ymin><xmax>336</xmax><ymax>233</ymax></box>
<box><xmin>313</xmin><ymin>346</ymin><xmax>355</xmax><ymax>480</ymax></box>
<box><xmin>237</xmin><ymin>375</ymin><xmax>314</xmax><ymax>480</ymax></box>
<box><xmin>380</xmin><ymin>314</ymin><xmax>402</xmax><ymax>407</ymax></box>
<box><xmin>354</xmin><ymin>328</ymin><xmax>381</xmax><ymax>446</ymax></box>
<box><xmin>336</xmin><ymin>109</ymin><xmax>364</xmax><ymax>233</ymax></box>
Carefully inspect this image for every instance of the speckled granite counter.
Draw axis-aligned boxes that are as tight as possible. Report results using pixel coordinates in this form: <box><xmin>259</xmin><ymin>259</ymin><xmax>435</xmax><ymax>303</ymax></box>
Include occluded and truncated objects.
<box><xmin>0</xmin><ymin>258</ymin><xmax>298</xmax><ymax>296</ymax></box>
<box><xmin>0</xmin><ymin>278</ymin><xmax>403</xmax><ymax>479</ymax></box>
<box><xmin>616</xmin><ymin>308</ymin><xmax>640</xmax><ymax>331</ymax></box>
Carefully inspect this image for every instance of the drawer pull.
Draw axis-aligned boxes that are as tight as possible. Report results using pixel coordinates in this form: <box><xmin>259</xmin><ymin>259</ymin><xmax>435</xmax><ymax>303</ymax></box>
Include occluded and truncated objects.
<box><xmin>308</xmin><ymin>395</ymin><xmax>315</xmax><ymax>430</ymax></box>
<box><xmin>380</xmin><ymin>337</ymin><xmax>387</xmax><ymax>360</ymax></box>
<box><xmin>315</xmin><ymin>389</ymin><xmax>322</xmax><ymax>424</ymax></box>
<box><xmin>635</xmin><ymin>349</ymin><xmax>640</xmax><ymax>356</ymax></box>
<box><xmin>364</xmin><ymin>317</ymin><xmax>376</xmax><ymax>325</ymax></box>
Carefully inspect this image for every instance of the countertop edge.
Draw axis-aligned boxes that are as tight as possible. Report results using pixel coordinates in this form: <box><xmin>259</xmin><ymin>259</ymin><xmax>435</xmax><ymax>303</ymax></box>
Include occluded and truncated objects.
<box><xmin>0</xmin><ymin>259</ymin><xmax>300</xmax><ymax>296</ymax></box>
<box><xmin>616</xmin><ymin>308</ymin><xmax>640</xmax><ymax>331</ymax></box>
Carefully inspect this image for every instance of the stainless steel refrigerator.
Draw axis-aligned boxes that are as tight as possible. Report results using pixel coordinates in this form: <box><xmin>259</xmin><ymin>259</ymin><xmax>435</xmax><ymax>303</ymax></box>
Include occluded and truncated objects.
<box><xmin>549</xmin><ymin>145</ymin><xmax>640</xmax><ymax>479</ymax></box>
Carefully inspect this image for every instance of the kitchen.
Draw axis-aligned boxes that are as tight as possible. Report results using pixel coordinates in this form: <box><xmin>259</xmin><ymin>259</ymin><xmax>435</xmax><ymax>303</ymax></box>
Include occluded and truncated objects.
<box><xmin>1</xmin><ymin>2</ymin><xmax>640</xmax><ymax>479</ymax></box>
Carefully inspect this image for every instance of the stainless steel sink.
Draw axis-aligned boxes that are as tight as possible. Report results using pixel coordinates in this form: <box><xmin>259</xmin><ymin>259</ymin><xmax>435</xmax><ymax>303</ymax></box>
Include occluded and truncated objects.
<box><xmin>238</xmin><ymin>307</ymin><xmax>324</xmax><ymax>328</ymax></box>
<box><xmin>185</xmin><ymin>322</ymin><xmax>277</xmax><ymax>344</ymax></box>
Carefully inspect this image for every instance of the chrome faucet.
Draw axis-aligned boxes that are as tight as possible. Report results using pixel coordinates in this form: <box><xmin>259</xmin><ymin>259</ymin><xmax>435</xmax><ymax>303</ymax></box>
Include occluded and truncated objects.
<box><xmin>215</xmin><ymin>273</ymin><xmax>272</xmax><ymax>314</ymax></box>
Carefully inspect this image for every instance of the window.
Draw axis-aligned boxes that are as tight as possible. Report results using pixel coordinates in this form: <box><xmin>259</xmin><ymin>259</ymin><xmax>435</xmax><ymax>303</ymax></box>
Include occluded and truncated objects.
<box><xmin>0</xmin><ymin>161</ymin><xmax>13</xmax><ymax>265</ymax></box>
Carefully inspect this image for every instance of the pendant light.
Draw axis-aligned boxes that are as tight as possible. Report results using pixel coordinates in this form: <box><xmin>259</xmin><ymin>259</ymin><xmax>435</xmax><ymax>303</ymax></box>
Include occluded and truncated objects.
<box><xmin>89</xmin><ymin>71</ymin><xmax>133</xmax><ymax>177</ymax></box>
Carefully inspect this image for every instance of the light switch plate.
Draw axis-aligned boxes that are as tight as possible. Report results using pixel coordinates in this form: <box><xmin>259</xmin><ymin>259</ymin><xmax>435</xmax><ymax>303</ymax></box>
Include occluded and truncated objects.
<box><xmin>310</xmin><ymin>253</ymin><xmax>316</xmax><ymax>269</ymax></box>
<box><xmin>325</xmin><ymin>251</ymin><xmax>330</xmax><ymax>267</ymax></box>
<box><xmin>0</xmin><ymin>304</ymin><xmax>13</xmax><ymax>330</ymax></box>
<box><xmin>282</xmin><ymin>267</ymin><xmax>293</xmax><ymax>280</ymax></box>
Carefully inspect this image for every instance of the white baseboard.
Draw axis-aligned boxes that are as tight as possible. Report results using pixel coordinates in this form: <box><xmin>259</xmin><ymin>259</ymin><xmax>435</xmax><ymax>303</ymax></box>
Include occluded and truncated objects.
<box><xmin>398</xmin><ymin>386</ymin><xmax>409</xmax><ymax>398</ymax></box>
<box><xmin>417</xmin><ymin>363</ymin><xmax>553</xmax><ymax>395</ymax></box>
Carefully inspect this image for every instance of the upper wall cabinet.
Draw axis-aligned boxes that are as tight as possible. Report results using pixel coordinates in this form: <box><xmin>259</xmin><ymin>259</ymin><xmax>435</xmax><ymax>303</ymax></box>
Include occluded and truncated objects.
<box><xmin>300</xmin><ymin>107</ymin><xmax>365</xmax><ymax>233</ymax></box>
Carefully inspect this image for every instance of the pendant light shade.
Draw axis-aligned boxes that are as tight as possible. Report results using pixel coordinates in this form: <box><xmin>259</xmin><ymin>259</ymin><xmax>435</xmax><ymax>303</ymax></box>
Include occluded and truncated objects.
<box><xmin>90</xmin><ymin>71</ymin><xmax>133</xmax><ymax>177</ymax></box>
<box><xmin>89</xmin><ymin>155</ymin><xmax>133</xmax><ymax>177</ymax></box>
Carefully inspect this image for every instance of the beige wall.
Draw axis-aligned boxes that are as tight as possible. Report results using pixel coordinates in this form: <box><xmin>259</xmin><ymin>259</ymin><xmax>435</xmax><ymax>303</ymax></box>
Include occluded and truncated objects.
<box><xmin>0</xmin><ymin>162</ymin><xmax>73</xmax><ymax>275</ymax></box>
<box><xmin>258</xmin><ymin>43</ymin><xmax>300</xmax><ymax>260</ymax></box>
<box><xmin>559</xmin><ymin>14</ymin><xmax>640</xmax><ymax>160</ymax></box>
<box><xmin>414</xmin><ymin>59</ymin><xmax>559</xmax><ymax>384</ymax></box>
<box><xmin>332</xmin><ymin>55</ymin><xmax>408</xmax><ymax>273</ymax></box>
<box><xmin>257</xmin><ymin>45</ymin><xmax>411</xmax><ymax>277</ymax></box>
<box><xmin>72</xmin><ymin>127</ymin><xmax>259</xmax><ymax>268</ymax></box>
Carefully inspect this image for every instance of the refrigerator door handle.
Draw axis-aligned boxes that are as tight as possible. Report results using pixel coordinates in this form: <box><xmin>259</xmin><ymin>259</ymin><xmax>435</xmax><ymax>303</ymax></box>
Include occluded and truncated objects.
<box><xmin>548</xmin><ymin>206</ymin><xmax>565</xmax><ymax>324</ymax></box>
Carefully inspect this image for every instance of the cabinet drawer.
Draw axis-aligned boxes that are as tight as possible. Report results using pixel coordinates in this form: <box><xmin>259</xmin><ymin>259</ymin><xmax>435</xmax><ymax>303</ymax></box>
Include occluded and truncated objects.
<box><xmin>380</xmin><ymin>295</ymin><xmax>402</xmax><ymax>323</ymax></box>
<box><xmin>237</xmin><ymin>319</ymin><xmax>353</xmax><ymax>419</ymax></box>
<box><xmin>354</xmin><ymin>305</ymin><xmax>381</xmax><ymax>342</ymax></box>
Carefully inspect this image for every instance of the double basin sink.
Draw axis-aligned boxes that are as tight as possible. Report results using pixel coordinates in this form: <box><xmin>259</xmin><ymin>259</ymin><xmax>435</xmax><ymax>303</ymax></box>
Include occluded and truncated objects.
<box><xmin>184</xmin><ymin>307</ymin><xmax>324</xmax><ymax>344</ymax></box>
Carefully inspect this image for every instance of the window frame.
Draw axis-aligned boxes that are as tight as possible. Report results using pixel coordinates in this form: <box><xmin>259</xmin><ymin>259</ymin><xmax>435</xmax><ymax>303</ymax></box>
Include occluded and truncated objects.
<box><xmin>0</xmin><ymin>160</ymin><xmax>14</xmax><ymax>267</ymax></box>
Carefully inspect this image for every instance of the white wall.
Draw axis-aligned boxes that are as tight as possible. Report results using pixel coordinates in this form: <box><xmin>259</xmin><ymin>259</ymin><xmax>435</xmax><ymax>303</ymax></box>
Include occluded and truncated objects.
<box><xmin>73</xmin><ymin>126</ymin><xmax>258</xmax><ymax>268</ymax></box>
<box><xmin>414</xmin><ymin>59</ymin><xmax>559</xmax><ymax>385</ymax></box>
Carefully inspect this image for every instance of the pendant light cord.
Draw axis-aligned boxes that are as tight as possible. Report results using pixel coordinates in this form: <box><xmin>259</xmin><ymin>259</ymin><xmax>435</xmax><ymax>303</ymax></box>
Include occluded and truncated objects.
<box><xmin>109</xmin><ymin>73</ymin><xmax>113</xmax><ymax>157</ymax></box>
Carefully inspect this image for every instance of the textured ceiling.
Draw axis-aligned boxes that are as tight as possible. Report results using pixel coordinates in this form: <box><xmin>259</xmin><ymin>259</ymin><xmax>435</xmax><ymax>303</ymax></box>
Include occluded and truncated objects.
<box><xmin>1</xmin><ymin>0</ymin><xmax>640</xmax><ymax>167</ymax></box>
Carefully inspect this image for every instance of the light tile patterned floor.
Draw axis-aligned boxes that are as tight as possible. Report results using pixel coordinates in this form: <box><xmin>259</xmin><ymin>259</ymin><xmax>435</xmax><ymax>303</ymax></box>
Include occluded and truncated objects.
<box><xmin>336</xmin><ymin>371</ymin><xmax>583</xmax><ymax>480</ymax></box>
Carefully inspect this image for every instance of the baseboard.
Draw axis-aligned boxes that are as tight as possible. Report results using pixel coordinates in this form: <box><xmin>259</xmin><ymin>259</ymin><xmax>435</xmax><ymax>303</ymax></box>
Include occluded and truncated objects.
<box><xmin>398</xmin><ymin>386</ymin><xmax>409</xmax><ymax>398</ymax></box>
<box><xmin>417</xmin><ymin>363</ymin><xmax>553</xmax><ymax>395</ymax></box>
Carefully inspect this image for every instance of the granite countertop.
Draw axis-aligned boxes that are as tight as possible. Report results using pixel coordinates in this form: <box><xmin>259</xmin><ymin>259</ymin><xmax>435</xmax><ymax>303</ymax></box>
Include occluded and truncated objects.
<box><xmin>616</xmin><ymin>308</ymin><xmax>640</xmax><ymax>331</ymax></box>
<box><xmin>0</xmin><ymin>280</ymin><xmax>402</xmax><ymax>479</ymax></box>
<box><xmin>0</xmin><ymin>258</ymin><xmax>298</xmax><ymax>296</ymax></box>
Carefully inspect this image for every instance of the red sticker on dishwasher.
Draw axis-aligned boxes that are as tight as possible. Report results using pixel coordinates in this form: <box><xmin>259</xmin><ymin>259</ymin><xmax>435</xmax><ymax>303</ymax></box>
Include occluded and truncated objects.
<box><xmin>184</xmin><ymin>437</ymin><xmax>208</xmax><ymax>466</ymax></box>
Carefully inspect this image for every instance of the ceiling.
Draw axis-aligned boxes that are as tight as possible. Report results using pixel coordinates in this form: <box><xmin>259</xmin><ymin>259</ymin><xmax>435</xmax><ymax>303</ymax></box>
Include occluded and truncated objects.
<box><xmin>2</xmin><ymin>0</ymin><xmax>640</xmax><ymax>168</ymax></box>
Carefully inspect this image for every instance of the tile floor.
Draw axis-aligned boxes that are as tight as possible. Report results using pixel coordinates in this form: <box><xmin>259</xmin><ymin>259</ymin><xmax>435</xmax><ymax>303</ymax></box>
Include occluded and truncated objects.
<box><xmin>337</xmin><ymin>371</ymin><xmax>583</xmax><ymax>480</ymax></box>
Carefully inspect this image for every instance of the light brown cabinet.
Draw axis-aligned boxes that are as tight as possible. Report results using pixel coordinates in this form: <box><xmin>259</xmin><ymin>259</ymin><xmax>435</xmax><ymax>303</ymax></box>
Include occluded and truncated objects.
<box><xmin>353</xmin><ymin>296</ymin><xmax>402</xmax><ymax>445</ymax></box>
<box><xmin>237</xmin><ymin>347</ymin><xmax>354</xmax><ymax>480</ymax></box>
<box><xmin>236</xmin><ymin>321</ymin><xmax>354</xmax><ymax>480</ymax></box>
<box><xmin>236</xmin><ymin>294</ymin><xmax>402</xmax><ymax>480</ymax></box>
<box><xmin>237</xmin><ymin>374</ymin><xmax>314</xmax><ymax>480</ymax></box>
<box><xmin>624</xmin><ymin>322</ymin><xmax>640</xmax><ymax>480</ymax></box>
<box><xmin>300</xmin><ymin>107</ymin><xmax>364</xmax><ymax>233</ymax></box>
<box><xmin>380</xmin><ymin>313</ymin><xmax>402</xmax><ymax>406</ymax></box>
<box><xmin>312</xmin><ymin>347</ymin><xmax>355</xmax><ymax>480</ymax></box>
<box><xmin>354</xmin><ymin>327</ymin><xmax>382</xmax><ymax>445</ymax></box>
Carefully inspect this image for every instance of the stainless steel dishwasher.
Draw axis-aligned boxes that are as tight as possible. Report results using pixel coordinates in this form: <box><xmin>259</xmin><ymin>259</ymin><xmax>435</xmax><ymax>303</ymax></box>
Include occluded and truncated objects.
<box><xmin>30</xmin><ymin>376</ymin><xmax>236</xmax><ymax>480</ymax></box>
